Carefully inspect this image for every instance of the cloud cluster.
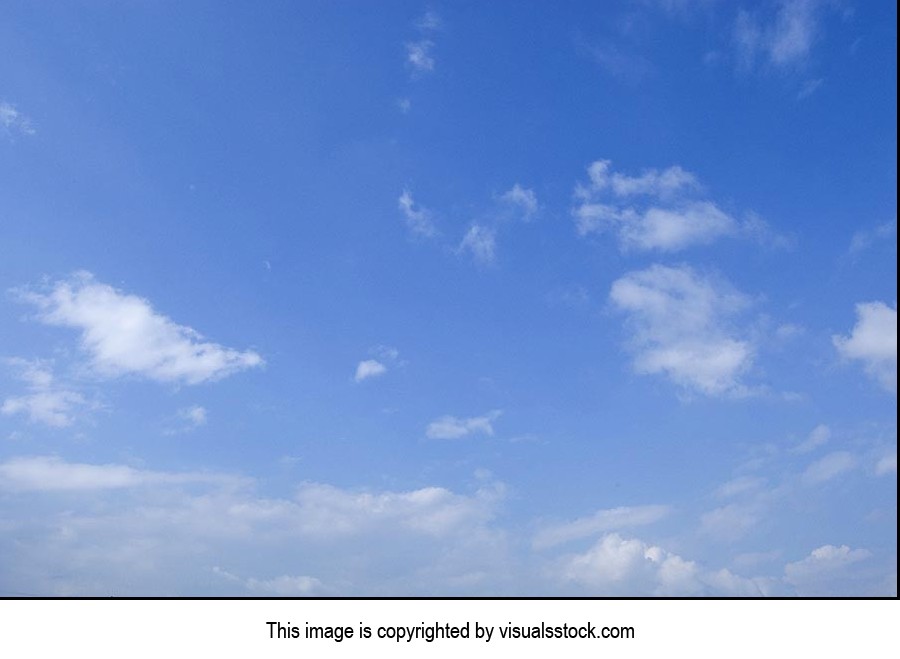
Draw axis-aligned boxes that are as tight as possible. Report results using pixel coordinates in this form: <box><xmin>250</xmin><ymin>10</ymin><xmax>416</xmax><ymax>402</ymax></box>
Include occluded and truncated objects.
<box><xmin>833</xmin><ymin>301</ymin><xmax>897</xmax><ymax>393</ymax></box>
<box><xmin>1</xmin><ymin>359</ymin><xmax>87</xmax><ymax>427</ymax></box>
<box><xmin>405</xmin><ymin>11</ymin><xmax>441</xmax><ymax>76</ymax></box>
<box><xmin>609</xmin><ymin>264</ymin><xmax>756</xmax><ymax>396</ymax></box>
<box><xmin>19</xmin><ymin>272</ymin><xmax>263</xmax><ymax>385</ymax></box>
<box><xmin>573</xmin><ymin>159</ymin><xmax>738</xmax><ymax>252</ymax></box>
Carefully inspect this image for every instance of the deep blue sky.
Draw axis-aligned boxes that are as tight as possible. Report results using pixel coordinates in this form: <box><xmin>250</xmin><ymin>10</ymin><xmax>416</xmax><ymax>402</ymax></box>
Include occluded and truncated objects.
<box><xmin>0</xmin><ymin>1</ymin><xmax>896</xmax><ymax>596</ymax></box>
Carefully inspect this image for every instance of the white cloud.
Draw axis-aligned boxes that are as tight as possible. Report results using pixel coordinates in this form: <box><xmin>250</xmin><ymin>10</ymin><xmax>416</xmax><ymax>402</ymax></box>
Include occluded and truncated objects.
<box><xmin>573</xmin><ymin>160</ymin><xmax>740</xmax><ymax>251</ymax></box>
<box><xmin>0</xmin><ymin>458</ymin><xmax>509</xmax><ymax>595</ymax></box>
<box><xmin>354</xmin><ymin>359</ymin><xmax>387</xmax><ymax>382</ymax></box>
<box><xmin>609</xmin><ymin>264</ymin><xmax>756</xmax><ymax>396</ymax></box>
<box><xmin>580</xmin><ymin>159</ymin><xmax>698</xmax><ymax>198</ymax></box>
<box><xmin>875</xmin><ymin>453</ymin><xmax>897</xmax><ymax>476</ymax></box>
<box><xmin>700</xmin><ymin>503</ymin><xmax>762</xmax><ymax>542</ymax></box>
<box><xmin>1</xmin><ymin>359</ymin><xmax>87</xmax><ymax>427</ymax></box>
<box><xmin>406</xmin><ymin>40</ymin><xmax>435</xmax><ymax>74</ymax></box>
<box><xmin>715</xmin><ymin>475</ymin><xmax>765</xmax><ymax>498</ymax></box>
<box><xmin>18</xmin><ymin>272</ymin><xmax>263</xmax><ymax>385</ymax></box>
<box><xmin>0</xmin><ymin>456</ymin><xmax>239</xmax><ymax>492</ymax></box>
<box><xmin>0</xmin><ymin>101</ymin><xmax>36</xmax><ymax>137</ymax></box>
<box><xmin>499</xmin><ymin>184</ymin><xmax>538</xmax><ymax>220</ymax></box>
<box><xmin>619</xmin><ymin>202</ymin><xmax>736</xmax><ymax>251</ymax></box>
<box><xmin>398</xmin><ymin>189</ymin><xmax>437</xmax><ymax>238</ymax></box>
<box><xmin>802</xmin><ymin>451</ymin><xmax>857</xmax><ymax>485</ymax></box>
<box><xmin>784</xmin><ymin>544</ymin><xmax>872</xmax><ymax>595</ymax></box>
<box><xmin>556</xmin><ymin>532</ymin><xmax>772</xmax><ymax>596</ymax></box>
<box><xmin>791</xmin><ymin>423</ymin><xmax>830</xmax><ymax>454</ymax></box>
<box><xmin>414</xmin><ymin>11</ymin><xmax>442</xmax><ymax>32</ymax></box>
<box><xmin>458</xmin><ymin>225</ymin><xmax>497</xmax><ymax>264</ymax></box>
<box><xmin>833</xmin><ymin>301</ymin><xmax>897</xmax><ymax>393</ymax></box>
<box><xmin>734</xmin><ymin>0</ymin><xmax>823</xmax><ymax>71</ymax></box>
<box><xmin>426</xmin><ymin>410</ymin><xmax>502</xmax><ymax>439</ymax></box>
<box><xmin>245</xmin><ymin>574</ymin><xmax>323</xmax><ymax>596</ymax></box>
<box><xmin>848</xmin><ymin>220</ymin><xmax>896</xmax><ymax>256</ymax></box>
<box><xmin>180</xmin><ymin>405</ymin><xmax>208</xmax><ymax>427</ymax></box>
<box><xmin>533</xmin><ymin>505</ymin><xmax>671</xmax><ymax>549</ymax></box>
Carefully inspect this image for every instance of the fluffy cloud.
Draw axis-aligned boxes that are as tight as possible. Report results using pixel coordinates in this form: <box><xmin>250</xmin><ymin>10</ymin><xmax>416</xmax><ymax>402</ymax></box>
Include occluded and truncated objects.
<box><xmin>533</xmin><ymin>505</ymin><xmax>671</xmax><ymax>550</ymax></box>
<box><xmin>18</xmin><ymin>272</ymin><xmax>263</xmax><ymax>385</ymax></box>
<box><xmin>426</xmin><ymin>410</ymin><xmax>502</xmax><ymax>439</ymax></box>
<box><xmin>734</xmin><ymin>0</ymin><xmax>823</xmax><ymax>70</ymax></box>
<box><xmin>354</xmin><ymin>359</ymin><xmax>387</xmax><ymax>382</ymax></box>
<box><xmin>609</xmin><ymin>264</ymin><xmax>756</xmax><ymax>396</ymax></box>
<box><xmin>555</xmin><ymin>532</ymin><xmax>773</xmax><ymax>596</ymax></box>
<box><xmin>573</xmin><ymin>160</ymin><xmax>738</xmax><ymax>251</ymax></box>
<box><xmin>1</xmin><ymin>359</ymin><xmax>87</xmax><ymax>427</ymax></box>
<box><xmin>833</xmin><ymin>301</ymin><xmax>897</xmax><ymax>393</ymax></box>
<box><xmin>398</xmin><ymin>189</ymin><xmax>438</xmax><ymax>238</ymax></box>
<box><xmin>353</xmin><ymin>346</ymin><xmax>400</xmax><ymax>382</ymax></box>
<box><xmin>0</xmin><ymin>101</ymin><xmax>35</xmax><ymax>137</ymax></box>
<box><xmin>458</xmin><ymin>225</ymin><xmax>497</xmax><ymax>264</ymax></box>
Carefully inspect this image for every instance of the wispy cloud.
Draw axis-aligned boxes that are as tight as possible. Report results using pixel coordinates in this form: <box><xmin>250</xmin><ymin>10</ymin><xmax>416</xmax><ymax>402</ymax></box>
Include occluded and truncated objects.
<box><xmin>406</xmin><ymin>40</ymin><xmax>435</xmax><ymax>75</ymax></box>
<box><xmin>573</xmin><ymin>159</ymin><xmax>741</xmax><ymax>252</ymax></box>
<box><xmin>458</xmin><ymin>225</ymin><xmax>497</xmax><ymax>265</ymax></box>
<box><xmin>802</xmin><ymin>451</ymin><xmax>857</xmax><ymax>485</ymax></box>
<box><xmin>533</xmin><ymin>505</ymin><xmax>671</xmax><ymax>550</ymax></box>
<box><xmin>848</xmin><ymin>220</ymin><xmax>896</xmax><ymax>257</ymax></box>
<box><xmin>0</xmin><ymin>101</ymin><xmax>36</xmax><ymax>138</ymax></box>
<box><xmin>499</xmin><ymin>184</ymin><xmax>539</xmax><ymax>221</ymax></box>
<box><xmin>426</xmin><ymin>410</ymin><xmax>502</xmax><ymax>439</ymax></box>
<box><xmin>0</xmin><ymin>455</ymin><xmax>242</xmax><ymax>492</ymax></box>
<box><xmin>609</xmin><ymin>264</ymin><xmax>757</xmax><ymax>397</ymax></box>
<box><xmin>17</xmin><ymin>272</ymin><xmax>264</xmax><ymax>385</ymax></box>
<box><xmin>1</xmin><ymin>359</ymin><xmax>87</xmax><ymax>428</ymax></box>
<box><xmin>733</xmin><ymin>0</ymin><xmax>826</xmax><ymax>72</ymax></box>
<box><xmin>833</xmin><ymin>301</ymin><xmax>897</xmax><ymax>393</ymax></box>
<box><xmin>790</xmin><ymin>423</ymin><xmax>830</xmax><ymax>454</ymax></box>
<box><xmin>784</xmin><ymin>544</ymin><xmax>872</xmax><ymax>596</ymax></box>
<box><xmin>398</xmin><ymin>189</ymin><xmax>438</xmax><ymax>238</ymax></box>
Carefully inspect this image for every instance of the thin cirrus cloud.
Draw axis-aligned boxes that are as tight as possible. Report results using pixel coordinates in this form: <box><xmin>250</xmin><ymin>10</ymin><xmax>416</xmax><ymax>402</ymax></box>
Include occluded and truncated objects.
<box><xmin>832</xmin><ymin>301</ymin><xmax>897</xmax><ymax>393</ymax></box>
<box><xmin>609</xmin><ymin>264</ymin><xmax>756</xmax><ymax>397</ymax></box>
<box><xmin>1</xmin><ymin>358</ymin><xmax>88</xmax><ymax>428</ymax></box>
<box><xmin>425</xmin><ymin>410</ymin><xmax>502</xmax><ymax>439</ymax></box>
<box><xmin>0</xmin><ymin>455</ymin><xmax>243</xmax><ymax>492</ymax></box>
<box><xmin>533</xmin><ymin>504</ymin><xmax>672</xmax><ymax>550</ymax></box>
<box><xmin>16</xmin><ymin>272</ymin><xmax>263</xmax><ymax>385</ymax></box>
<box><xmin>573</xmin><ymin>159</ymin><xmax>740</xmax><ymax>252</ymax></box>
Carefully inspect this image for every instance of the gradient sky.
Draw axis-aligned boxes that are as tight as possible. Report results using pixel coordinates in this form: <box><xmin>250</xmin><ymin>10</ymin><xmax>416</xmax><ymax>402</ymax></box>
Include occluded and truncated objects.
<box><xmin>0</xmin><ymin>0</ymin><xmax>896</xmax><ymax>596</ymax></box>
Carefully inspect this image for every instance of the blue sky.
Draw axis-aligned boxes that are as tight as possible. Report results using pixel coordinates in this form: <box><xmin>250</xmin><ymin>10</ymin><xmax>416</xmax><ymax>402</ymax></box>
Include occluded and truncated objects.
<box><xmin>0</xmin><ymin>0</ymin><xmax>896</xmax><ymax>596</ymax></box>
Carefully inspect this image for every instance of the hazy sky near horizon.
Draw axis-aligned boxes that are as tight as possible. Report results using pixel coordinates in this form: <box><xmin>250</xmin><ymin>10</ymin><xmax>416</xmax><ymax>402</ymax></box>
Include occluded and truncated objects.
<box><xmin>0</xmin><ymin>0</ymin><xmax>896</xmax><ymax>596</ymax></box>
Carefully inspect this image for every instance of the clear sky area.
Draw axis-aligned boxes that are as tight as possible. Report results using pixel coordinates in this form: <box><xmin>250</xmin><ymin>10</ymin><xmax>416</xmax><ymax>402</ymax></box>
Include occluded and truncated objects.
<box><xmin>0</xmin><ymin>0</ymin><xmax>896</xmax><ymax>596</ymax></box>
